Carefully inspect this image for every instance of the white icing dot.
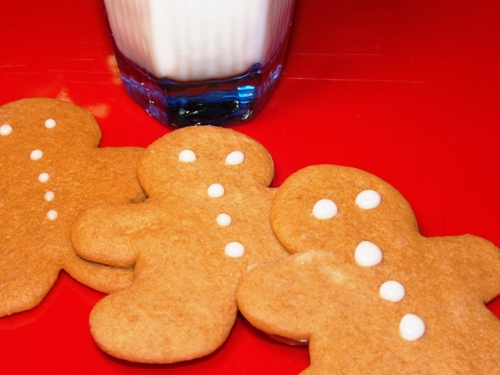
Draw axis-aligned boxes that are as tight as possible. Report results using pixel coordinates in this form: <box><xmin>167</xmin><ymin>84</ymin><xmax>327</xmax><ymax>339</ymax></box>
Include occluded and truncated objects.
<box><xmin>380</xmin><ymin>281</ymin><xmax>406</xmax><ymax>302</ymax></box>
<box><xmin>354</xmin><ymin>241</ymin><xmax>383</xmax><ymax>267</ymax></box>
<box><xmin>44</xmin><ymin>191</ymin><xmax>55</xmax><ymax>202</ymax></box>
<box><xmin>312</xmin><ymin>199</ymin><xmax>338</xmax><ymax>219</ymax></box>
<box><xmin>45</xmin><ymin>119</ymin><xmax>56</xmax><ymax>128</ymax></box>
<box><xmin>0</xmin><ymin>124</ymin><xmax>13</xmax><ymax>136</ymax></box>
<box><xmin>179</xmin><ymin>149</ymin><xmax>196</xmax><ymax>162</ymax></box>
<box><xmin>30</xmin><ymin>149</ymin><xmax>43</xmax><ymax>160</ymax></box>
<box><xmin>207</xmin><ymin>183</ymin><xmax>224</xmax><ymax>198</ymax></box>
<box><xmin>225</xmin><ymin>242</ymin><xmax>245</xmax><ymax>258</ymax></box>
<box><xmin>46</xmin><ymin>209</ymin><xmax>58</xmax><ymax>221</ymax></box>
<box><xmin>216</xmin><ymin>213</ymin><xmax>232</xmax><ymax>226</ymax></box>
<box><xmin>38</xmin><ymin>173</ymin><xmax>50</xmax><ymax>183</ymax></box>
<box><xmin>400</xmin><ymin>314</ymin><xmax>425</xmax><ymax>341</ymax></box>
<box><xmin>356</xmin><ymin>190</ymin><xmax>382</xmax><ymax>210</ymax></box>
<box><xmin>225</xmin><ymin>151</ymin><xmax>245</xmax><ymax>165</ymax></box>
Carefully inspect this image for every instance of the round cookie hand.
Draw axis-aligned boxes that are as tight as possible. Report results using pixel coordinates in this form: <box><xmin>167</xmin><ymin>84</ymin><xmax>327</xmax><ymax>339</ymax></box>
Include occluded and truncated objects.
<box><xmin>0</xmin><ymin>98</ymin><xmax>145</xmax><ymax>317</ymax></box>
<box><xmin>237</xmin><ymin>164</ymin><xmax>500</xmax><ymax>374</ymax></box>
<box><xmin>71</xmin><ymin>126</ymin><xmax>288</xmax><ymax>363</ymax></box>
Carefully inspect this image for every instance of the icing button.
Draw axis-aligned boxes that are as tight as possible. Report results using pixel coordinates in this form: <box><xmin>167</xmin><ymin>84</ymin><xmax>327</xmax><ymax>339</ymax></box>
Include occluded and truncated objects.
<box><xmin>38</xmin><ymin>173</ymin><xmax>50</xmax><ymax>183</ymax></box>
<box><xmin>216</xmin><ymin>213</ymin><xmax>232</xmax><ymax>226</ymax></box>
<box><xmin>0</xmin><ymin>124</ymin><xmax>13</xmax><ymax>135</ymax></box>
<box><xmin>225</xmin><ymin>151</ymin><xmax>245</xmax><ymax>165</ymax></box>
<box><xmin>225</xmin><ymin>242</ymin><xmax>245</xmax><ymax>258</ymax></box>
<box><xmin>354</xmin><ymin>241</ymin><xmax>383</xmax><ymax>267</ymax></box>
<box><xmin>400</xmin><ymin>314</ymin><xmax>425</xmax><ymax>341</ymax></box>
<box><xmin>207</xmin><ymin>183</ymin><xmax>225</xmax><ymax>198</ymax></box>
<box><xmin>312</xmin><ymin>199</ymin><xmax>338</xmax><ymax>219</ymax></box>
<box><xmin>380</xmin><ymin>281</ymin><xmax>405</xmax><ymax>302</ymax></box>
<box><xmin>46</xmin><ymin>209</ymin><xmax>58</xmax><ymax>221</ymax></box>
<box><xmin>30</xmin><ymin>149</ymin><xmax>43</xmax><ymax>161</ymax></box>
<box><xmin>44</xmin><ymin>191</ymin><xmax>55</xmax><ymax>202</ymax></box>
<box><xmin>355</xmin><ymin>190</ymin><xmax>382</xmax><ymax>210</ymax></box>
<box><xmin>45</xmin><ymin>119</ymin><xmax>56</xmax><ymax>128</ymax></box>
<box><xmin>179</xmin><ymin>149</ymin><xmax>196</xmax><ymax>162</ymax></box>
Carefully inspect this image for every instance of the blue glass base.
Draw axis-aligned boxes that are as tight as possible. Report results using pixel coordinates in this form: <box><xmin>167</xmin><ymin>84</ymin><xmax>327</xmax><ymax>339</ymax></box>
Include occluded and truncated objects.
<box><xmin>114</xmin><ymin>45</ymin><xmax>287</xmax><ymax>128</ymax></box>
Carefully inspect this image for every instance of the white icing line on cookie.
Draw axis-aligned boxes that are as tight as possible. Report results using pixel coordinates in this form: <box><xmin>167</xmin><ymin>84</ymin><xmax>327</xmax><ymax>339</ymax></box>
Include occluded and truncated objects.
<box><xmin>0</xmin><ymin>124</ymin><xmax>13</xmax><ymax>135</ymax></box>
<box><xmin>30</xmin><ymin>149</ymin><xmax>43</xmax><ymax>160</ymax></box>
<box><xmin>44</xmin><ymin>191</ymin><xmax>55</xmax><ymax>202</ymax></box>
<box><xmin>46</xmin><ymin>209</ymin><xmax>58</xmax><ymax>221</ymax></box>
<box><xmin>312</xmin><ymin>199</ymin><xmax>338</xmax><ymax>219</ymax></box>
<box><xmin>380</xmin><ymin>281</ymin><xmax>405</xmax><ymax>302</ymax></box>
<box><xmin>38</xmin><ymin>172</ymin><xmax>50</xmax><ymax>183</ymax></box>
<box><xmin>399</xmin><ymin>314</ymin><xmax>425</xmax><ymax>341</ymax></box>
<box><xmin>225</xmin><ymin>242</ymin><xmax>245</xmax><ymax>258</ymax></box>
<box><xmin>207</xmin><ymin>183</ymin><xmax>225</xmax><ymax>198</ymax></box>
<box><xmin>179</xmin><ymin>149</ymin><xmax>196</xmax><ymax>162</ymax></box>
<box><xmin>45</xmin><ymin>119</ymin><xmax>56</xmax><ymax>128</ymax></box>
<box><xmin>355</xmin><ymin>190</ymin><xmax>381</xmax><ymax>210</ymax></box>
<box><xmin>354</xmin><ymin>241</ymin><xmax>383</xmax><ymax>266</ymax></box>
<box><xmin>225</xmin><ymin>151</ymin><xmax>245</xmax><ymax>165</ymax></box>
<box><xmin>216</xmin><ymin>213</ymin><xmax>232</xmax><ymax>226</ymax></box>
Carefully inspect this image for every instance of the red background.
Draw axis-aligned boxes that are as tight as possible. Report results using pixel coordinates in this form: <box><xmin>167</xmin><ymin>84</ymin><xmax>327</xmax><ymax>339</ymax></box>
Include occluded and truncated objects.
<box><xmin>1</xmin><ymin>0</ymin><xmax>500</xmax><ymax>373</ymax></box>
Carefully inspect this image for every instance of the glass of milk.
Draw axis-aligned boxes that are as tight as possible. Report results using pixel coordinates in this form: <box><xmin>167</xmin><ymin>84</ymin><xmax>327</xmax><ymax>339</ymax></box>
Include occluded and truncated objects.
<box><xmin>103</xmin><ymin>0</ymin><xmax>296</xmax><ymax>128</ymax></box>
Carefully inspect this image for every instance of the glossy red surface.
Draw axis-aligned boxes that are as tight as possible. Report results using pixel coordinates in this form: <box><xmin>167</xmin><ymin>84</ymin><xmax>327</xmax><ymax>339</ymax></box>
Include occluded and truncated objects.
<box><xmin>1</xmin><ymin>0</ymin><xmax>500</xmax><ymax>373</ymax></box>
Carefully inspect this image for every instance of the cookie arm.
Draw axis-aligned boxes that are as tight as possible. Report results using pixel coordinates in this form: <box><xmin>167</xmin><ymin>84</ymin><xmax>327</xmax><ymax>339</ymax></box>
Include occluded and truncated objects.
<box><xmin>71</xmin><ymin>202</ymin><xmax>155</xmax><ymax>268</ymax></box>
<box><xmin>236</xmin><ymin>254</ymin><xmax>321</xmax><ymax>341</ymax></box>
<box><xmin>92</xmin><ymin>147</ymin><xmax>146</xmax><ymax>205</ymax></box>
<box><xmin>63</xmin><ymin>252</ymin><xmax>133</xmax><ymax>294</ymax></box>
<box><xmin>431</xmin><ymin>234</ymin><xmax>500</xmax><ymax>302</ymax></box>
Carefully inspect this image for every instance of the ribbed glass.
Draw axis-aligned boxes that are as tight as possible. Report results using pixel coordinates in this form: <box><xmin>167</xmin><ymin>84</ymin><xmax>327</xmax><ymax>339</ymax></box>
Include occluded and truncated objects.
<box><xmin>104</xmin><ymin>0</ymin><xmax>296</xmax><ymax>127</ymax></box>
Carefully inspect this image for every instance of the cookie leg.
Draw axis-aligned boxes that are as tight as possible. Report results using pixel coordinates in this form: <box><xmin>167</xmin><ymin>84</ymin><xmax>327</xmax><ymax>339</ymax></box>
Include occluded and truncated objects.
<box><xmin>89</xmin><ymin>281</ymin><xmax>238</xmax><ymax>363</ymax></box>
<box><xmin>237</xmin><ymin>253</ymin><xmax>318</xmax><ymax>340</ymax></box>
<box><xmin>63</xmin><ymin>251</ymin><xmax>133</xmax><ymax>294</ymax></box>
<box><xmin>298</xmin><ymin>366</ymin><xmax>321</xmax><ymax>375</ymax></box>
<box><xmin>0</xmin><ymin>259</ymin><xmax>59</xmax><ymax>317</ymax></box>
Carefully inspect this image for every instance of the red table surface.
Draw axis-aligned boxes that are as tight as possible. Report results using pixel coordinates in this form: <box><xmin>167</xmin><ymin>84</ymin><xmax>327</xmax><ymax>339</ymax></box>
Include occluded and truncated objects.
<box><xmin>1</xmin><ymin>0</ymin><xmax>500</xmax><ymax>374</ymax></box>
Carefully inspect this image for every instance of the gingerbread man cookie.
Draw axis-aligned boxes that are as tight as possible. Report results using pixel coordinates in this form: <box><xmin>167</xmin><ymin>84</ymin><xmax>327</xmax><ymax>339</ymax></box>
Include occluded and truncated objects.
<box><xmin>0</xmin><ymin>98</ymin><xmax>145</xmax><ymax>317</ymax></box>
<box><xmin>236</xmin><ymin>164</ymin><xmax>500</xmax><ymax>374</ymax></box>
<box><xmin>71</xmin><ymin>126</ymin><xmax>288</xmax><ymax>363</ymax></box>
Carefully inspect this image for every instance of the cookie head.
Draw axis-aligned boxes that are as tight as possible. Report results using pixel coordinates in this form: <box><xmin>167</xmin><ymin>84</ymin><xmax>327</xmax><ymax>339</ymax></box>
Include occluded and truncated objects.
<box><xmin>0</xmin><ymin>98</ymin><xmax>101</xmax><ymax>148</ymax></box>
<box><xmin>137</xmin><ymin>126</ymin><xmax>274</xmax><ymax>197</ymax></box>
<box><xmin>271</xmin><ymin>164</ymin><xmax>418</xmax><ymax>258</ymax></box>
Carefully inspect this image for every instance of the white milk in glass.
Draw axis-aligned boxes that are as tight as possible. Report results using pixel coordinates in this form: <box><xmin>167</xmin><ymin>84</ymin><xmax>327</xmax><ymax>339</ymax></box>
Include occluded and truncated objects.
<box><xmin>103</xmin><ymin>0</ymin><xmax>296</xmax><ymax>127</ymax></box>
